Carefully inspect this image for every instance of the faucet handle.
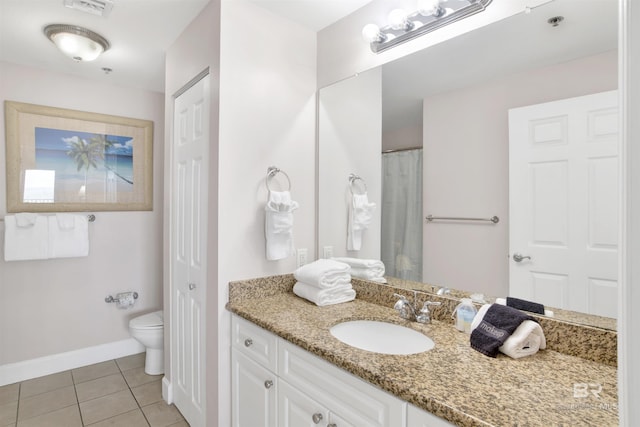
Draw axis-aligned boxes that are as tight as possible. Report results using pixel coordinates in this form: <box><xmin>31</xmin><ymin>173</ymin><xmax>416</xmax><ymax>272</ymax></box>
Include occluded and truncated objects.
<box><xmin>416</xmin><ymin>300</ymin><xmax>441</xmax><ymax>324</ymax></box>
<box><xmin>421</xmin><ymin>301</ymin><xmax>441</xmax><ymax>310</ymax></box>
<box><xmin>393</xmin><ymin>293</ymin><xmax>409</xmax><ymax>301</ymax></box>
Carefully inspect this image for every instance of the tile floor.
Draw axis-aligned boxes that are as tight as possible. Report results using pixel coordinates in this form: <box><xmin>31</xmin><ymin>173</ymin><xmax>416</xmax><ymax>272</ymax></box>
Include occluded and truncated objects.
<box><xmin>0</xmin><ymin>353</ymin><xmax>189</xmax><ymax>427</ymax></box>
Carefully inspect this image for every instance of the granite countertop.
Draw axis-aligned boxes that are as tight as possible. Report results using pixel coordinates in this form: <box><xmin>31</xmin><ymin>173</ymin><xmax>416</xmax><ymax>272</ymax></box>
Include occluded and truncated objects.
<box><xmin>227</xmin><ymin>277</ymin><xmax>618</xmax><ymax>427</ymax></box>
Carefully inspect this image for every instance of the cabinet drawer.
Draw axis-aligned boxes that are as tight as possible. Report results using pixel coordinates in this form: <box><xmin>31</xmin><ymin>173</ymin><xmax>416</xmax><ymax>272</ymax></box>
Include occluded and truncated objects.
<box><xmin>231</xmin><ymin>315</ymin><xmax>278</xmax><ymax>372</ymax></box>
<box><xmin>279</xmin><ymin>340</ymin><xmax>405</xmax><ymax>427</ymax></box>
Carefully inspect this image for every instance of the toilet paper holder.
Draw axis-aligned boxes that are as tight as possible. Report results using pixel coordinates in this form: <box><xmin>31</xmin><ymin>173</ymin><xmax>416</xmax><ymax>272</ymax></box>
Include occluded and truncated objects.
<box><xmin>105</xmin><ymin>292</ymin><xmax>139</xmax><ymax>304</ymax></box>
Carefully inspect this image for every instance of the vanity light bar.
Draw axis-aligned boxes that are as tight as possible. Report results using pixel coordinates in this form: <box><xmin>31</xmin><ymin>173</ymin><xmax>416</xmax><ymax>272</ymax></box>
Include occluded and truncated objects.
<box><xmin>364</xmin><ymin>0</ymin><xmax>493</xmax><ymax>54</ymax></box>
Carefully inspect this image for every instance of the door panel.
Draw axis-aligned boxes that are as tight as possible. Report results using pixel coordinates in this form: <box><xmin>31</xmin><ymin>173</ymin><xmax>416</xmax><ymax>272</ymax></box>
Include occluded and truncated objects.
<box><xmin>171</xmin><ymin>74</ymin><xmax>209</xmax><ymax>426</ymax></box>
<box><xmin>509</xmin><ymin>91</ymin><xmax>618</xmax><ymax>318</ymax></box>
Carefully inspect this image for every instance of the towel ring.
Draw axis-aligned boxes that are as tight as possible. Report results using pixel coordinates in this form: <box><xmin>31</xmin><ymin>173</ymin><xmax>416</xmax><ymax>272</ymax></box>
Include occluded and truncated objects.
<box><xmin>349</xmin><ymin>173</ymin><xmax>367</xmax><ymax>195</ymax></box>
<box><xmin>266</xmin><ymin>166</ymin><xmax>291</xmax><ymax>191</ymax></box>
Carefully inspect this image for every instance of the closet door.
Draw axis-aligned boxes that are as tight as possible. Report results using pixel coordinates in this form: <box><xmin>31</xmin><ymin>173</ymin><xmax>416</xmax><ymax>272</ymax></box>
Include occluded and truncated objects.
<box><xmin>171</xmin><ymin>73</ymin><xmax>210</xmax><ymax>426</ymax></box>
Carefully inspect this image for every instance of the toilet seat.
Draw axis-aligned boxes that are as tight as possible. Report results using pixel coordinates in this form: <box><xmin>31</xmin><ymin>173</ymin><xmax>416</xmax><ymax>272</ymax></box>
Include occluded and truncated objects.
<box><xmin>129</xmin><ymin>310</ymin><xmax>163</xmax><ymax>330</ymax></box>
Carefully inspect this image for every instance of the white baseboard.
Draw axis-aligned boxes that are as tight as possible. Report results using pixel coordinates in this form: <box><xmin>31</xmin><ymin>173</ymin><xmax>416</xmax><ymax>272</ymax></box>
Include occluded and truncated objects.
<box><xmin>0</xmin><ymin>338</ymin><xmax>145</xmax><ymax>386</ymax></box>
<box><xmin>162</xmin><ymin>376</ymin><xmax>173</xmax><ymax>404</ymax></box>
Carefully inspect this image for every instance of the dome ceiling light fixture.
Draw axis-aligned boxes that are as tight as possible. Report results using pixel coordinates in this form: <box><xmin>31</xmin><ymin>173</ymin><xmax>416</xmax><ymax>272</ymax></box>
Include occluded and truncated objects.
<box><xmin>44</xmin><ymin>24</ymin><xmax>110</xmax><ymax>62</ymax></box>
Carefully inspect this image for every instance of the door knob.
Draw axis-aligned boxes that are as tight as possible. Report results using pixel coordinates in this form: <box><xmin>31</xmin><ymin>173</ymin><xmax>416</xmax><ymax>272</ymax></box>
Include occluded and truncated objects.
<box><xmin>244</xmin><ymin>338</ymin><xmax>253</xmax><ymax>347</ymax></box>
<box><xmin>188</xmin><ymin>283</ymin><xmax>196</xmax><ymax>290</ymax></box>
<box><xmin>312</xmin><ymin>413</ymin><xmax>323</xmax><ymax>424</ymax></box>
<box><xmin>513</xmin><ymin>253</ymin><xmax>532</xmax><ymax>262</ymax></box>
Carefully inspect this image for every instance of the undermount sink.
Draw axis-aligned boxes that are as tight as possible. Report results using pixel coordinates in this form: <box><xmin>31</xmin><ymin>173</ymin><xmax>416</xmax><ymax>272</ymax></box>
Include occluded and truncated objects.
<box><xmin>329</xmin><ymin>320</ymin><xmax>435</xmax><ymax>355</ymax></box>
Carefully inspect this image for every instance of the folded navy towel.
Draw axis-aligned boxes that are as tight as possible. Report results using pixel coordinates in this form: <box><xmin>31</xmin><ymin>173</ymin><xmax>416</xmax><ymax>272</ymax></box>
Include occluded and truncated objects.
<box><xmin>470</xmin><ymin>304</ymin><xmax>534</xmax><ymax>358</ymax></box>
<box><xmin>506</xmin><ymin>297</ymin><xmax>545</xmax><ymax>315</ymax></box>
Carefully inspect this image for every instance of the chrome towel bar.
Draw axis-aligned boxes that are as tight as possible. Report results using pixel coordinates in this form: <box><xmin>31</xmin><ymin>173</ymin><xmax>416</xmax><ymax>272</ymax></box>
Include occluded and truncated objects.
<box><xmin>0</xmin><ymin>214</ymin><xmax>96</xmax><ymax>222</ymax></box>
<box><xmin>426</xmin><ymin>215</ymin><xmax>499</xmax><ymax>224</ymax></box>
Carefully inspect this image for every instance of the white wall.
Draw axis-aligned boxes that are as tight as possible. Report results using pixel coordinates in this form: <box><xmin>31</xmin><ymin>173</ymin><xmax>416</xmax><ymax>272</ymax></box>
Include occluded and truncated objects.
<box><xmin>422</xmin><ymin>50</ymin><xmax>617</xmax><ymax>297</ymax></box>
<box><xmin>317</xmin><ymin>0</ymin><xmax>550</xmax><ymax>88</ymax></box>
<box><xmin>318</xmin><ymin>67</ymin><xmax>381</xmax><ymax>259</ymax></box>
<box><xmin>382</xmin><ymin>124</ymin><xmax>423</xmax><ymax>152</ymax></box>
<box><xmin>0</xmin><ymin>61</ymin><xmax>164</xmax><ymax>379</ymax></box>
<box><xmin>218</xmin><ymin>1</ymin><xmax>317</xmax><ymax>425</ymax></box>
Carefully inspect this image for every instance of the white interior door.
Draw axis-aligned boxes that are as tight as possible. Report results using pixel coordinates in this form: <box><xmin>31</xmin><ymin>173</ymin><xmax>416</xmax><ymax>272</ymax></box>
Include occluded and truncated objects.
<box><xmin>171</xmin><ymin>74</ymin><xmax>210</xmax><ymax>425</ymax></box>
<box><xmin>509</xmin><ymin>90</ymin><xmax>618</xmax><ymax>318</ymax></box>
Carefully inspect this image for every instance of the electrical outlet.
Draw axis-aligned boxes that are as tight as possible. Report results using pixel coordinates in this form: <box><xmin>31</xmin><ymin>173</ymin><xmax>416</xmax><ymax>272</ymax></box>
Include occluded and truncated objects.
<box><xmin>323</xmin><ymin>246</ymin><xmax>333</xmax><ymax>259</ymax></box>
<box><xmin>296</xmin><ymin>248</ymin><xmax>308</xmax><ymax>267</ymax></box>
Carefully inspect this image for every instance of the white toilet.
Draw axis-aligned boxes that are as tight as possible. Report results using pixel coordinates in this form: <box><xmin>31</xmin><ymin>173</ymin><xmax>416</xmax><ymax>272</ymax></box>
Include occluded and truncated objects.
<box><xmin>129</xmin><ymin>310</ymin><xmax>164</xmax><ymax>375</ymax></box>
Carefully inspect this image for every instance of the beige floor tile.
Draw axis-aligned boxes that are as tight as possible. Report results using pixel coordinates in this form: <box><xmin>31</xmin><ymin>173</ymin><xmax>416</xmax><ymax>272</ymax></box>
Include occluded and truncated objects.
<box><xmin>17</xmin><ymin>385</ymin><xmax>77</xmax><ymax>421</ymax></box>
<box><xmin>19</xmin><ymin>371</ymin><xmax>73</xmax><ymax>399</ymax></box>
<box><xmin>72</xmin><ymin>360</ymin><xmax>120</xmax><ymax>384</ymax></box>
<box><xmin>16</xmin><ymin>405</ymin><xmax>82</xmax><ymax>427</ymax></box>
<box><xmin>79</xmin><ymin>389</ymin><xmax>138</xmax><ymax>425</ymax></box>
<box><xmin>0</xmin><ymin>400</ymin><xmax>18</xmax><ymax>426</ymax></box>
<box><xmin>85</xmin><ymin>408</ymin><xmax>150</xmax><ymax>427</ymax></box>
<box><xmin>141</xmin><ymin>402</ymin><xmax>185</xmax><ymax>427</ymax></box>
<box><xmin>131</xmin><ymin>380</ymin><xmax>163</xmax><ymax>407</ymax></box>
<box><xmin>75</xmin><ymin>373</ymin><xmax>128</xmax><ymax>403</ymax></box>
<box><xmin>0</xmin><ymin>384</ymin><xmax>19</xmax><ymax>405</ymax></box>
<box><xmin>122</xmin><ymin>367</ymin><xmax>162</xmax><ymax>389</ymax></box>
<box><xmin>115</xmin><ymin>353</ymin><xmax>145</xmax><ymax>372</ymax></box>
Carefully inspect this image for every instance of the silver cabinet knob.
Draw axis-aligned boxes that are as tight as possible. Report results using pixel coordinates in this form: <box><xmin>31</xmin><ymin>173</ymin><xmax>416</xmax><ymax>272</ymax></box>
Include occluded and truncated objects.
<box><xmin>513</xmin><ymin>253</ymin><xmax>532</xmax><ymax>262</ymax></box>
<box><xmin>188</xmin><ymin>283</ymin><xmax>196</xmax><ymax>290</ymax></box>
<box><xmin>312</xmin><ymin>413</ymin><xmax>323</xmax><ymax>424</ymax></box>
<box><xmin>244</xmin><ymin>338</ymin><xmax>253</xmax><ymax>347</ymax></box>
<box><xmin>264</xmin><ymin>380</ymin><xmax>273</xmax><ymax>389</ymax></box>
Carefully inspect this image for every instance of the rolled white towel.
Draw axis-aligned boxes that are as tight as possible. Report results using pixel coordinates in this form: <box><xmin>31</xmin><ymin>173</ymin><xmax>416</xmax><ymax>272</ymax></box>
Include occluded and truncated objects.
<box><xmin>470</xmin><ymin>304</ymin><xmax>546</xmax><ymax>359</ymax></box>
<box><xmin>498</xmin><ymin>320</ymin><xmax>547</xmax><ymax>359</ymax></box>
<box><xmin>294</xmin><ymin>259</ymin><xmax>351</xmax><ymax>289</ymax></box>
<box><xmin>293</xmin><ymin>282</ymin><xmax>356</xmax><ymax>307</ymax></box>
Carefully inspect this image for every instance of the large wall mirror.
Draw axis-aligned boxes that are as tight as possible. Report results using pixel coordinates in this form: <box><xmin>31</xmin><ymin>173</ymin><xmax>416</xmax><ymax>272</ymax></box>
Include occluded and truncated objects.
<box><xmin>317</xmin><ymin>0</ymin><xmax>618</xmax><ymax>330</ymax></box>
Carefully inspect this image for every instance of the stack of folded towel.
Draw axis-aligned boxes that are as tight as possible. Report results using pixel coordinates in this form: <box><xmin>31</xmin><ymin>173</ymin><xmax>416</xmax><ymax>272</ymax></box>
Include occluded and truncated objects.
<box><xmin>470</xmin><ymin>303</ymin><xmax>546</xmax><ymax>359</ymax></box>
<box><xmin>331</xmin><ymin>257</ymin><xmax>386</xmax><ymax>283</ymax></box>
<box><xmin>293</xmin><ymin>259</ymin><xmax>355</xmax><ymax>306</ymax></box>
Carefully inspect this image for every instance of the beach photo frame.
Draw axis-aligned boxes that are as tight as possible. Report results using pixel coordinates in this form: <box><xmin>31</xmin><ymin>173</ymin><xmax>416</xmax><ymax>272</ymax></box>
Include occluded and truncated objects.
<box><xmin>4</xmin><ymin>101</ymin><xmax>153</xmax><ymax>212</ymax></box>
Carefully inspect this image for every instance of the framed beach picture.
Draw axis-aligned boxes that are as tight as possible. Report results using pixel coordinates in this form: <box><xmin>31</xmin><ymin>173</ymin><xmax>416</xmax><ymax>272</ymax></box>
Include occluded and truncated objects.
<box><xmin>4</xmin><ymin>101</ymin><xmax>153</xmax><ymax>212</ymax></box>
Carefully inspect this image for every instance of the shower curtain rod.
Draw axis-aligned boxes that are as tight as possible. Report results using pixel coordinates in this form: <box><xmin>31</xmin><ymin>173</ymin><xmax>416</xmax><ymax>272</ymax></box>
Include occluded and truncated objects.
<box><xmin>382</xmin><ymin>146</ymin><xmax>423</xmax><ymax>153</ymax></box>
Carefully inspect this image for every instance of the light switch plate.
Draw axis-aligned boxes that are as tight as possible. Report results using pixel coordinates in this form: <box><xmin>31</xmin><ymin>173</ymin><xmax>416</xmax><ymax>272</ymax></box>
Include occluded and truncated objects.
<box><xmin>323</xmin><ymin>246</ymin><xmax>333</xmax><ymax>259</ymax></box>
<box><xmin>296</xmin><ymin>248</ymin><xmax>308</xmax><ymax>268</ymax></box>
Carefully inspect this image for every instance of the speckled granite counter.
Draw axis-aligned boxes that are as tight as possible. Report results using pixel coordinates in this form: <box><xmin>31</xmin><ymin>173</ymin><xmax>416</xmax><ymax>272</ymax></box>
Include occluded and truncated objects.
<box><xmin>227</xmin><ymin>275</ymin><xmax>618</xmax><ymax>427</ymax></box>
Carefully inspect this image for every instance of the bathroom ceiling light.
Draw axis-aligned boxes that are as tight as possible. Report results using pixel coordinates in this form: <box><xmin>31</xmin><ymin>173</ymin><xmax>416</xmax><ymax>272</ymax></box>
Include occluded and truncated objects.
<box><xmin>362</xmin><ymin>0</ymin><xmax>493</xmax><ymax>53</ymax></box>
<box><xmin>44</xmin><ymin>24</ymin><xmax>110</xmax><ymax>62</ymax></box>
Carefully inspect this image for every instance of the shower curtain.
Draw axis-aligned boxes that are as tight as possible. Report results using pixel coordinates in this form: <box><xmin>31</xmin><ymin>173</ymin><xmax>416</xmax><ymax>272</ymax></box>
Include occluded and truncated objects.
<box><xmin>381</xmin><ymin>149</ymin><xmax>423</xmax><ymax>281</ymax></box>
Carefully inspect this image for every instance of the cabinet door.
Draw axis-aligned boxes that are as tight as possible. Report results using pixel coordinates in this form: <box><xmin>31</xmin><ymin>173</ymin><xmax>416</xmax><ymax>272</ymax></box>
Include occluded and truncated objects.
<box><xmin>407</xmin><ymin>404</ymin><xmax>456</xmax><ymax>427</ymax></box>
<box><xmin>328</xmin><ymin>412</ymin><xmax>356</xmax><ymax>427</ymax></box>
<box><xmin>279</xmin><ymin>380</ymin><xmax>328</xmax><ymax>427</ymax></box>
<box><xmin>232</xmin><ymin>349</ymin><xmax>277</xmax><ymax>427</ymax></box>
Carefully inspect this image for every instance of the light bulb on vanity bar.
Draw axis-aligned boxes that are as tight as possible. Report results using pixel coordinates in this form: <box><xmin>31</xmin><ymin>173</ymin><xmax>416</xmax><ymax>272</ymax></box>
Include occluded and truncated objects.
<box><xmin>388</xmin><ymin>9</ymin><xmax>414</xmax><ymax>31</ymax></box>
<box><xmin>417</xmin><ymin>0</ymin><xmax>446</xmax><ymax>17</ymax></box>
<box><xmin>361</xmin><ymin>23</ymin><xmax>386</xmax><ymax>43</ymax></box>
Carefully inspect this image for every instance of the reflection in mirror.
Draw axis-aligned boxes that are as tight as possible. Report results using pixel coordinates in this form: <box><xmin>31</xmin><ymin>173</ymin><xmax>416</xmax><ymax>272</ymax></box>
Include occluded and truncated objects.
<box><xmin>317</xmin><ymin>0</ymin><xmax>618</xmax><ymax>330</ymax></box>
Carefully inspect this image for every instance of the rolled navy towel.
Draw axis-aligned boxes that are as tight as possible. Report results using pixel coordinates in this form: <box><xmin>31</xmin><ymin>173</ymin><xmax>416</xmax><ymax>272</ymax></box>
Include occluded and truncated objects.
<box><xmin>506</xmin><ymin>297</ymin><xmax>545</xmax><ymax>315</ymax></box>
<box><xmin>470</xmin><ymin>304</ymin><xmax>535</xmax><ymax>358</ymax></box>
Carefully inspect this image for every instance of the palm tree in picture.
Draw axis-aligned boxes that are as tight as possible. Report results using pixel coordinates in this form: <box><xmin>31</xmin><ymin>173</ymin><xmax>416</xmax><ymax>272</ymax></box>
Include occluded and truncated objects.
<box><xmin>66</xmin><ymin>135</ymin><xmax>108</xmax><ymax>199</ymax></box>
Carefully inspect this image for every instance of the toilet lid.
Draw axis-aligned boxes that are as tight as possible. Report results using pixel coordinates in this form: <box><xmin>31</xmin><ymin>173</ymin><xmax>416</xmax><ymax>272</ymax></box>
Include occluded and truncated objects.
<box><xmin>130</xmin><ymin>310</ymin><xmax>163</xmax><ymax>329</ymax></box>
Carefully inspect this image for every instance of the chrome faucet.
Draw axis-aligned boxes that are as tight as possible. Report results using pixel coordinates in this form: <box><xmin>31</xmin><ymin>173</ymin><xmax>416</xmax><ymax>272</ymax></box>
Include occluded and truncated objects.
<box><xmin>393</xmin><ymin>293</ymin><xmax>441</xmax><ymax>324</ymax></box>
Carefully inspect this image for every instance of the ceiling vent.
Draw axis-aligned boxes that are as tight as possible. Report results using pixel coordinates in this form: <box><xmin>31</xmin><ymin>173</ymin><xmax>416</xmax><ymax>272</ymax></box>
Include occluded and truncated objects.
<box><xmin>63</xmin><ymin>0</ymin><xmax>114</xmax><ymax>17</ymax></box>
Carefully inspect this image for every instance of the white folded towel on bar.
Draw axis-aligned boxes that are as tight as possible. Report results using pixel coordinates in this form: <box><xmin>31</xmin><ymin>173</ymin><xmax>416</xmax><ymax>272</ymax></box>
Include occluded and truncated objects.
<box><xmin>48</xmin><ymin>214</ymin><xmax>89</xmax><ymax>258</ymax></box>
<box><xmin>265</xmin><ymin>190</ymin><xmax>299</xmax><ymax>261</ymax></box>
<box><xmin>294</xmin><ymin>259</ymin><xmax>351</xmax><ymax>289</ymax></box>
<box><xmin>3</xmin><ymin>214</ymin><xmax>49</xmax><ymax>261</ymax></box>
<box><xmin>347</xmin><ymin>193</ymin><xmax>376</xmax><ymax>251</ymax></box>
<box><xmin>293</xmin><ymin>282</ymin><xmax>356</xmax><ymax>307</ymax></box>
<box><xmin>331</xmin><ymin>257</ymin><xmax>385</xmax><ymax>282</ymax></box>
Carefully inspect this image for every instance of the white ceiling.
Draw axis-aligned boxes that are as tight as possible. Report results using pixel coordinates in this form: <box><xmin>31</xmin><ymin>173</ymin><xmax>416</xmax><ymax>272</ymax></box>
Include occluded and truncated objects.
<box><xmin>0</xmin><ymin>0</ymin><xmax>211</xmax><ymax>93</ymax></box>
<box><xmin>0</xmin><ymin>0</ymin><xmax>370</xmax><ymax>93</ymax></box>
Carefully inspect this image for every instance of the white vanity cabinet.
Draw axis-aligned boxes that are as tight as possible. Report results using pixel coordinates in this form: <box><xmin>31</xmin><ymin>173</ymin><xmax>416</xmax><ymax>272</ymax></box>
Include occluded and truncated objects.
<box><xmin>231</xmin><ymin>314</ymin><xmax>454</xmax><ymax>427</ymax></box>
<box><xmin>407</xmin><ymin>404</ymin><xmax>456</xmax><ymax>427</ymax></box>
<box><xmin>231</xmin><ymin>316</ymin><xmax>278</xmax><ymax>427</ymax></box>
